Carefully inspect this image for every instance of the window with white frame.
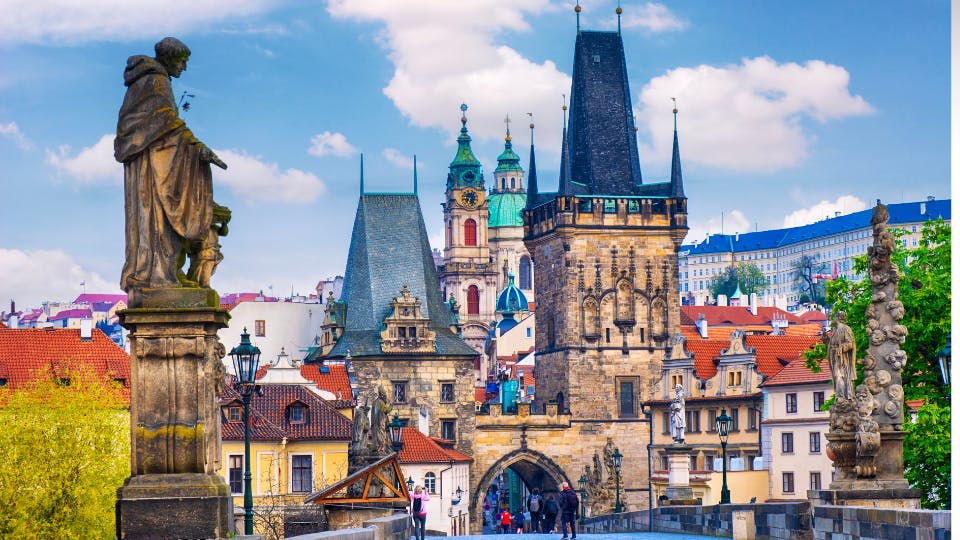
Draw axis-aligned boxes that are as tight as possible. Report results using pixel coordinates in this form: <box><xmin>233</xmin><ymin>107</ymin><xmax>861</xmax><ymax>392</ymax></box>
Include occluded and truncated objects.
<box><xmin>782</xmin><ymin>432</ymin><xmax>794</xmax><ymax>453</ymax></box>
<box><xmin>291</xmin><ymin>455</ymin><xmax>313</xmax><ymax>493</ymax></box>
<box><xmin>809</xmin><ymin>431</ymin><xmax>821</xmax><ymax>453</ymax></box>
<box><xmin>783</xmin><ymin>472</ymin><xmax>795</xmax><ymax>493</ymax></box>
<box><xmin>424</xmin><ymin>472</ymin><xmax>437</xmax><ymax>493</ymax></box>
<box><xmin>786</xmin><ymin>393</ymin><xmax>798</xmax><ymax>414</ymax></box>
<box><xmin>229</xmin><ymin>455</ymin><xmax>243</xmax><ymax>494</ymax></box>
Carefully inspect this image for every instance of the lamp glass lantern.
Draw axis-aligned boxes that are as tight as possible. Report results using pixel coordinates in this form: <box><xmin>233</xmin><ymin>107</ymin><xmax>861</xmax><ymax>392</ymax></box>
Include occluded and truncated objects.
<box><xmin>716</xmin><ymin>409</ymin><xmax>732</xmax><ymax>504</ymax></box>
<box><xmin>406</xmin><ymin>476</ymin><xmax>415</xmax><ymax>493</ymax></box>
<box><xmin>453</xmin><ymin>486</ymin><xmax>463</xmax><ymax>505</ymax></box>
<box><xmin>389</xmin><ymin>413</ymin><xmax>404</xmax><ymax>451</ymax></box>
<box><xmin>230</xmin><ymin>327</ymin><xmax>262</xmax><ymax>386</ymax></box>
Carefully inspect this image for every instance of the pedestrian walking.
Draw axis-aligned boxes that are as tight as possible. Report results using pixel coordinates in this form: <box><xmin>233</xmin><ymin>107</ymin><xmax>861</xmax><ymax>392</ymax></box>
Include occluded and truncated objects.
<box><xmin>527</xmin><ymin>488</ymin><xmax>544</xmax><ymax>533</ymax></box>
<box><xmin>543</xmin><ymin>494</ymin><xmax>559</xmax><ymax>533</ymax></box>
<box><xmin>558</xmin><ymin>481</ymin><xmax>579</xmax><ymax>539</ymax></box>
<box><xmin>410</xmin><ymin>485</ymin><xmax>429</xmax><ymax>540</ymax></box>
<box><xmin>497</xmin><ymin>506</ymin><xmax>512</xmax><ymax>534</ymax></box>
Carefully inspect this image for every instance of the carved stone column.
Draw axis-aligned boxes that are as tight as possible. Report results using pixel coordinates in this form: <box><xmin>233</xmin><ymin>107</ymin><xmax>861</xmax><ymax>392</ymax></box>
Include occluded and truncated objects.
<box><xmin>115</xmin><ymin>295</ymin><xmax>234</xmax><ymax>539</ymax></box>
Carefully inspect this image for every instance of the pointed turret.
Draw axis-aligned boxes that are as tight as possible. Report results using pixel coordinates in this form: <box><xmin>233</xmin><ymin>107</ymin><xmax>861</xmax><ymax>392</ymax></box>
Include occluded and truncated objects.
<box><xmin>670</xmin><ymin>102</ymin><xmax>685</xmax><ymax>198</ymax></box>
<box><xmin>525</xmin><ymin>119</ymin><xmax>539</xmax><ymax>210</ymax></box>
<box><xmin>493</xmin><ymin>116</ymin><xmax>523</xmax><ymax>192</ymax></box>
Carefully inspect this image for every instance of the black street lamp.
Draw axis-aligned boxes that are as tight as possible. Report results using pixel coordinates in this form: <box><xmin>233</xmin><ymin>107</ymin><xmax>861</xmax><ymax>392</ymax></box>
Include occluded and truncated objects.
<box><xmin>578</xmin><ymin>474</ymin><xmax>587</xmax><ymax>524</ymax></box>
<box><xmin>407</xmin><ymin>476</ymin><xmax>415</xmax><ymax>493</ymax></box>
<box><xmin>453</xmin><ymin>486</ymin><xmax>463</xmax><ymax>505</ymax></box>
<box><xmin>230</xmin><ymin>328</ymin><xmax>262</xmax><ymax>536</ymax></box>
<box><xmin>389</xmin><ymin>413</ymin><xmax>404</xmax><ymax>452</ymax></box>
<box><xmin>715</xmin><ymin>409</ymin><xmax>732</xmax><ymax>504</ymax></box>
<box><xmin>938</xmin><ymin>332</ymin><xmax>951</xmax><ymax>399</ymax></box>
<box><xmin>612</xmin><ymin>447</ymin><xmax>623</xmax><ymax>513</ymax></box>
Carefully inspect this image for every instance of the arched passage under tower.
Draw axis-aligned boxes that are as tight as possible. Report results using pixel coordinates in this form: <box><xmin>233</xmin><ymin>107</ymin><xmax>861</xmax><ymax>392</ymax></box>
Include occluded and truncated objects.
<box><xmin>471</xmin><ymin>448</ymin><xmax>572</xmax><ymax>531</ymax></box>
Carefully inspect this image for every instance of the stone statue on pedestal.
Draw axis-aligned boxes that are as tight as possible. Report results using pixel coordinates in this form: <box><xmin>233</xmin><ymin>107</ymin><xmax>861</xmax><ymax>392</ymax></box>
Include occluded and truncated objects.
<box><xmin>828</xmin><ymin>311</ymin><xmax>856</xmax><ymax>400</ymax></box>
<box><xmin>670</xmin><ymin>384</ymin><xmax>686</xmax><ymax>444</ymax></box>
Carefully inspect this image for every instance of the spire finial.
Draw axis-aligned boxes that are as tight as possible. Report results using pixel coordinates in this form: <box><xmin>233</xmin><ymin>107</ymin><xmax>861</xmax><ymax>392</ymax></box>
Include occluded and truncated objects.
<box><xmin>527</xmin><ymin>112</ymin><xmax>534</xmax><ymax>145</ymax></box>
<box><xmin>460</xmin><ymin>103</ymin><xmax>468</xmax><ymax>130</ymax></box>
<box><xmin>413</xmin><ymin>154</ymin><xmax>418</xmax><ymax>195</ymax></box>
<box><xmin>504</xmin><ymin>114</ymin><xmax>511</xmax><ymax>141</ymax></box>
<box><xmin>359</xmin><ymin>153</ymin><xmax>364</xmax><ymax>194</ymax></box>
<box><xmin>562</xmin><ymin>94</ymin><xmax>568</xmax><ymax>129</ymax></box>
<box><xmin>617</xmin><ymin>2</ymin><xmax>623</xmax><ymax>35</ymax></box>
<box><xmin>575</xmin><ymin>1</ymin><xmax>581</xmax><ymax>33</ymax></box>
<box><xmin>672</xmin><ymin>97</ymin><xmax>678</xmax><ymax>131</ymax></box>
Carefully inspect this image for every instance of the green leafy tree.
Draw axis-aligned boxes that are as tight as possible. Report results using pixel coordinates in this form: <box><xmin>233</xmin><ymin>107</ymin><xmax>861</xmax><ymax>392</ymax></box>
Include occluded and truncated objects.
<box><xmin>709</xmin><ymin>263</ymin><xmax>767</xmax><ymax>299</ymax></box>
<box><xmin>903</xmin><ymin>403</ymin><xmax>951</xmax><ymax>509</ymax></box>
<box><xmin>805</xmin><ymin>218</ymin><xmax>951</xmax><ymax>508</ymax></box>
<box><xmin>0</xmin><ymin>369</ymin><xmax>130</xmax><ymax>538</ymax></box>
<box><xmin>791</xmin><ymin>254</ymin><xmax>828</xmax><ymax>307</ymax></box>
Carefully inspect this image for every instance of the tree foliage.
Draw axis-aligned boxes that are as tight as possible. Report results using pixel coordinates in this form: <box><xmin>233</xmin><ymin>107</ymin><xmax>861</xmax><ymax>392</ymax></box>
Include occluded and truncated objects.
<box><xmin>903</xmin><ymin>403</ymin><xmax>951</xmax><ymax>509</ymax></box>
<box><xmin>709</xmin><ymin>263</ymin><xmax>767</xmax><ymax>300</ymax></box>
<box><xmin>791</xmin><ymin>254</ymin><xmax>828</xmax><ymax>307</ymax></box>
<box><xmin>0</xmin><ymin>370</ymin><xmax>130</xmax><ymax>538</ymax></box>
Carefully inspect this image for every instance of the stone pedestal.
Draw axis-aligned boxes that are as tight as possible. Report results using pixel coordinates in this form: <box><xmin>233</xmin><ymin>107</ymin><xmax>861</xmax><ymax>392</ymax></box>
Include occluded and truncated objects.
<box><xmin>664</xmin><ymin>445</ymin><xmax>695</xmax><ymax>502</ymax></box>
<box><xmin>116</xmin><ymin>302</ymin><xmax>234</xmax><ymax>539</ymax></box>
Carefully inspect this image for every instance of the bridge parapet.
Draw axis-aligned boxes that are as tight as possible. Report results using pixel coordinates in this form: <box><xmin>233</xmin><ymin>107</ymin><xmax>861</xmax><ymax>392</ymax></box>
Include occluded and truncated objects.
<box><xmin>476</xmin><ymin>402</ymin><xmax>571</xmax><ymax>428</ymax></box>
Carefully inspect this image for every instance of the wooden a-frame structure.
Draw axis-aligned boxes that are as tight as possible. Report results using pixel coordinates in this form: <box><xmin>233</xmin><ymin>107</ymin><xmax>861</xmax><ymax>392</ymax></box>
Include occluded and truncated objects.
<box><xmin>305</xmin><ymin>453</ymin><xmax>410</xmax><ymax>505</ymax></box>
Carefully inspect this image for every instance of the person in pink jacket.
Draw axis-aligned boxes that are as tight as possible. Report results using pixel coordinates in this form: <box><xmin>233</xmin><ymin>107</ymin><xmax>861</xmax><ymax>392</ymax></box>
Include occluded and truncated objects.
<box><xmin>410</xmin><ymin>485</ymin><xmax>430</xmax><ymax>540</ymax></box>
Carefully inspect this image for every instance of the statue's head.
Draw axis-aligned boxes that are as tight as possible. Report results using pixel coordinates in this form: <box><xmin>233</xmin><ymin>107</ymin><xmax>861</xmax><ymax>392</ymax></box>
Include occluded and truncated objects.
<box><xmin>155</xmin><ymin>37</ymin><xmax>191</xmax><ymax>78</ymax></box>
<box><xmin>834</xmin><ymin>310</ymin><xmax>847</xmax><ymax>324</ymax></box>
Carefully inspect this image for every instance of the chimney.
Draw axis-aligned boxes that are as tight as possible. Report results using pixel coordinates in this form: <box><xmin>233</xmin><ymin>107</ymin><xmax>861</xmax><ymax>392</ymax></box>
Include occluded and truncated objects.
<box><xmin>9</xmin><ymin>299</ymin><xmax>14</xmax><ymax>314</ymax></box>
<box><xmin>928</xmin><ymin>195</ymin><xmax>935</xmax><ymax>201</ymax></box>
<box><xmin>696</xmin><ymin>314</ymin><xmax>709</xmax><ymax>339</ymax></box>
<box><xmin>749</xmin><ymin>293</ymin><xmax>758</xmax><ymax>315</ymax></box>
<box><xmin>834</xmin><ymin>211</ymin><xmax>840</xmax><ymax>218</ymax></box>
<box><xmin>920</xmin><ymin>202</ymin><xmax>926</xmax><ymax>214</ymax></box>
<box><xmin>8</xmin><ymin>314</ymin><xmax>18</xmax><ymax>329</ymax></box>
<box><xmin>718</xmin><ymin>294</ymin><xmax>728</xmax><ymax>307</ymax></box>
<box><xmin>80</xmin><ymin>318</ymin><xmax>93</xmax><ymax>341</ymax></box>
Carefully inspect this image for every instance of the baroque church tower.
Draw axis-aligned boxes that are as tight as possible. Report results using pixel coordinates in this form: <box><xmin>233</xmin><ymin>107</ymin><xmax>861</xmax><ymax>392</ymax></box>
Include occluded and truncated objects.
<box><xmin>438</xmin><ymin>104</ymin><xmax>499</xmax><ymax>360</ymax></box>
<box><xmin>524</xmin><ymin>28</ymin><xmax>687</xmax><ymax>427</ymax></box>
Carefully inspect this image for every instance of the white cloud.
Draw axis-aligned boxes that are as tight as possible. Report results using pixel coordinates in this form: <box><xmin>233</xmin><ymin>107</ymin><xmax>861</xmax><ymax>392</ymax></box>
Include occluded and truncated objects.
<box><xmin>686</xmin><ymin>209</ymin><xmax>751</xmax><ymax>244</ymax></box>
<box><xmin>638</xmin><ymin>56</ymin><xmax>874</xmax><ymax>172</ymax></box>
<box><xmin>0</xmin><ymin>1</ymin><xmax>282</xmax><ymax>45</ymax></box>
<box><xmin>594</xmin><ymin>2</ymin><xmax>687</xmax><ymax>32</ymax></box>
<box><xmin>327</xmin><ymin>0</ymin><xmax>570</xmax><ymax>150</ymax></box>
<box><xmin>308</xmin><ymin>131</ymin><xmax>359</xmax><ymax>158</ymax></box>
<box><xmin>0</xmin><ymin>121</ymin><xmax>34</xmax><ymax>150</ymax></box>
<box><xmin>382</xmin><ymin>148</ymin><xmax>415</xmax><ymax>170</ymax></box>
<box><xmin>214</xmin><ymin>149</ymin><xmax>326</xmax><ymax>203</ymax></box>
<box><xmin>782</xmin><ymin>195</ymin><xmax>868</xmax><ymax>228</ymax></box>
<box><xmin>46</xmin><ymin>134</ymin><xmax>120</xmax><ymax>184</ymax></box>
<box><xmin>0</xmin><ymin>249</ymin><xmax>120</xmax><ymax>309</ymax></box>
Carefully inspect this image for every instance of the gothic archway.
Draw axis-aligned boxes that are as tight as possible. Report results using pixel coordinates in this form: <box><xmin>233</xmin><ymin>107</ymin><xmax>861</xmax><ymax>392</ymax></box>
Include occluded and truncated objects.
<box><xmin>471</xmin><ymin>449</ymin><xmax>573</xmax><ymax>530</ymax></box>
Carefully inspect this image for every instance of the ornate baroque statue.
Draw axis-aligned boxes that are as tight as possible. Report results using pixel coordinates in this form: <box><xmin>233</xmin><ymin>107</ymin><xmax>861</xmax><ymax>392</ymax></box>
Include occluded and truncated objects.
<box><xmin>670</xmin><ymin>384</ymin><xmax>685</xmax><ymax>444</ymax></box>
<box><xmin>115</xmin><ymin>37</ymin><xmax>230</xmax><ymax>306</ymax></box>
<box><xmin>827</xmin><ymin>311</ymin><xmax>856</xmax><ymax>400</ymax></box>
<box><xmin>370</xmin><ymin>384</ymin><xmax>392</xmax><ymax>456</ymax></box>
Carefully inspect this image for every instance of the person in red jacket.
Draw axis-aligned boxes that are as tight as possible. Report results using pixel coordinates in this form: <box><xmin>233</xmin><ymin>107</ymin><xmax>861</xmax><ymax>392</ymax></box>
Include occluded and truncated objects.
<box><xmin>497</xmin><ymin>506</ymin><xmax>512</xmax><ymax>534</ymax></box>
<box><xmin>410</xmin><ymin>485</ymin><xmax>430</xmax><ymax>540</ymax></box>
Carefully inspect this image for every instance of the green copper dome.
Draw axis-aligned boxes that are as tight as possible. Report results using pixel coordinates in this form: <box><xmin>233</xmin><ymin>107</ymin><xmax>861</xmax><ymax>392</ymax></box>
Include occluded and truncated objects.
<box><xmin>448</xmin><ymin>104</ymin><xmax>481</xmax><ymax>188</ymax></box>
<box><xmin>488</xmin><ymin>192</ymin><xmax>526</xmax><ymax>228</ymax></box>
<box><xmin>496</xmin><ymin>273</ymin><xmax>529</xmax><ymax>313</ymax></box>
<box><xmin>494</xmin><ymin>137</ymin><xmax>522</xmax><ymax>173</ymax></box>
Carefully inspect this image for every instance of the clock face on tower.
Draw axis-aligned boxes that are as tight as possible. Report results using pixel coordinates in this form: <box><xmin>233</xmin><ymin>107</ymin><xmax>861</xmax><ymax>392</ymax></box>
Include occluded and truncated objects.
<box><xmin>457</xmin><ymin>187</ymin><xmax>483</xmax><ymax>209</ymax></box>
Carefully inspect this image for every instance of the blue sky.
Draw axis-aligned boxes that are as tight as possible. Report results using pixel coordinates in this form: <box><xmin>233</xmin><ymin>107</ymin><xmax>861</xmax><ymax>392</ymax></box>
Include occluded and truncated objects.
<box><xmin>0</xmin><ymin>1</ymin><xmax>951</xmax><ymax>309</ymax></box>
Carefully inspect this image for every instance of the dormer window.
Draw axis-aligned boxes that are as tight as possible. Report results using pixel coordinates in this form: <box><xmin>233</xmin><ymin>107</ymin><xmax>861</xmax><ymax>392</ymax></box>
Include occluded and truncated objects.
<box><xmin>381</xmin><ymin>285</ymin><xmax>437</xmax><ymax>354</ymax></box>
<box><xmin>289</xmin><ymin>405</ymin><xmax>307</xmax><ymax>424</ymax></box>
<box><xmin>670</xmin><ymin>374</ymin><xmax>683</xmax><ymax>389</ymax></box>
<box><xmin>727</xmin><ymin>371</ymin><xmax>743</xmax><ymax>386</ymax></box>
<box><xmin>227</xmin><ymin>406</ymin><xmax>242</xmax><ymax>422</ymax></box>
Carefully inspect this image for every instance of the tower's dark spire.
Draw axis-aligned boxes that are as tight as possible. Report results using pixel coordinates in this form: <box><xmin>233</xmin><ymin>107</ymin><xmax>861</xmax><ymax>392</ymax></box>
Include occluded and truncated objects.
<box><xmin>525</xmin><ymin>115</ymin><xmax>539</xmax><ymax>210</ymax></box>
<box><xmin>360</xmin><ymin>153</ymin><xmax>364</xmax><ymax>194</ymax></box>
<box><xmin>413</xmin><ymin>154</ymin><xmax>418</xmax><ymax>195</ymax></box>
<box><xmin>562</xmin><ymin>30</ymin><xmax>643</xmax><ymax>196</ymax></box>
<box><xmin>670</xmin><ymin>99</ymin><xmax>685</xmax><ymax>198</ymax></box>
<box><xmin>575</xmin><ymin>1</ymin><xmax>581</xmax><ymax>33</ymax></box>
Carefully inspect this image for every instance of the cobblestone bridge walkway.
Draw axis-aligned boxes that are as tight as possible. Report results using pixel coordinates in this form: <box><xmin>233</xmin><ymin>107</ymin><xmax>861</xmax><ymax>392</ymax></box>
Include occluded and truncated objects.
<box><xmin>450</xmin><ymin>533</ymin><xmax>717</xmax><ymax>540</ymax></box>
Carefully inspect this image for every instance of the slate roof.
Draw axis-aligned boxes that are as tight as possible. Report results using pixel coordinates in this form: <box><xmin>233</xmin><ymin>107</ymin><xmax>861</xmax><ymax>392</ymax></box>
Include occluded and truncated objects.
<box><xmin>561</xmin><ymin>31</ymin><xmax>642</xmax><ymax>195</ymax></box>
<box><xmin>328</xmin><ymin>194</ymin><xmax>476</xmax><ymax>358</ymax></box>
<box><xmin>761</xmin><ymin>357</ymin><xmax>831</xmax><ymax>387</ymax></box>
<box><xmin>74</xmin><ymin>293</ymin><xmax>127</xmax><ymax>305</ymax></box>
<box><xmin>49</xmin><ymin>308</ymin><xmax>93</xmax><ymax>321</ymax></box>
<box><xmin>397</xmin><ymin>427</ymin><xmax>472</xmax><ymax>464</ymax></box>
<box><xmin>683</xmin><ymin>200</ymin><xmax>950</xmax><ymax>253</ymax></box>
<box><xmin>0</xmin><ymin>327</ymin><xmax>130</xmax><ymax>397</ymax></box>
<box><xmin>220</xmin><ymin>383</ymin><xmax>352</xmax><ymax>442</ymax></box>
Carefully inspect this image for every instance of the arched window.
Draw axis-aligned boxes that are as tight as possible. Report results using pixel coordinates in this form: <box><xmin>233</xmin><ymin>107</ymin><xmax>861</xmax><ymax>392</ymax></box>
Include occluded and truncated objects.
<box><xmin>511</xmin><ymin>177</ymin><xmax>516</xmax><ymax>189</ymax></box>
<box><xmin>467</xmin><ymin>285</ymin><xmax>480</xmax><ymax>315</ymax></box>
<box><xmin>502</xmin><ymin>179</ymin><xmax>507</xmax><ymax>190</ymax></box>
<box><xmin>464</xmin><ymin>219</ymin><xmax>477</xmax><ymax>246</ymax></box>
<box><xmin>519</xmin><ymin>256</ymin><xmax>532</xmax><ymax>289</ymax></box>
<box><xmin>424</xmin><ymin>472</ymin><xmax>437</xmax><ymax>494</ymax></box>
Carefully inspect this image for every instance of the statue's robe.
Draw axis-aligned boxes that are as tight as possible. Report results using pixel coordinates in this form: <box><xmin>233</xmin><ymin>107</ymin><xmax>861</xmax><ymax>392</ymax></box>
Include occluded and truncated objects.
<box><xmin>115</xmin><ymin>55</ymin><xmax>212</xmax><ymax>297</ymax></box>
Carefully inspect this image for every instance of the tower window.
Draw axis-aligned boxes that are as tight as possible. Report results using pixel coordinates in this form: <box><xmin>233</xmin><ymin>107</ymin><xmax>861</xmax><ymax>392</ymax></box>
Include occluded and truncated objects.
<box><xmin>464</xmin><ymin>219</ymin><xmax>477</xmax><ymax>246</ymax></box>
<box><xmin>519</xmin><ymin>256</ymin><xmax>532</xmax><ymax>289</ymax></box>
<box><xmin>511</xmin><ymin>177</ymin><xmax>516</xmax><ymax>189</ymax></box>
<box><xmin>467</xmin><ymin>285</ymin><xmax>480</xmax><ymax>315</ymax></box>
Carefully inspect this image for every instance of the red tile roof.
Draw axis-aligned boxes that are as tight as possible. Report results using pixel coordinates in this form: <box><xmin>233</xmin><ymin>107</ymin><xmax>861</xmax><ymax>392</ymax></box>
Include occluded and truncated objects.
<box><xmin>475</xmin><ymin>387</ymin><xmax>488</xmax><ymax>402</ymax></box>
<box><xmin>0</xmin><ymin>328</ymin><xmax>130</xmax><ymax>397</ymax></box>
<box><xmin>681</xmin><ymin>331</ymin><xmax>820</xmax><ymax>380</ymax></box>
<box><xmin>398</xmin><ymin>427</ymin><xmax>472</xmax><ymax>464</ymax></box>
<box><xmin>220</xmin><ymin>383</ymin><xmax>352</xmax><ymax>442</ymax></box>
<box><xmin>680</xmin><ymin>305</ymin><xmax>805</xmax><ymax>326</ymax></box>
<box><xmin>798</xmin><ymin>310</ymin><xmax>829</xmax><ymax>323</ymax></box>
<box><xmin>761</xmin><ymin>357</ymin><xmax>831</xmax><ymax>387</ymax></box>
<box><xmin>300</xmin><ymin>363</ymin><xmax>352</xmax><ymax>400</ymax></box>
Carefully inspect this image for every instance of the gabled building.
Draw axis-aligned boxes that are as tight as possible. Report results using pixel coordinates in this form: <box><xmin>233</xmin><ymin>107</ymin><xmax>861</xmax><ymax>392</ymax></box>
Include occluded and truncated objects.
<box><xmin>680</xmin><ymin>305</ymin><xmax>821</xmax><ymax>339</ymax></box>
<box><xmin>317</xmin><ymin>191</ymin><xmax>478</xmax><ymax>457</ymax></box>
<box><xmin>759</xmin><ymin>357</ymin><xmax>832</xmax><ymax>501</ymax></box>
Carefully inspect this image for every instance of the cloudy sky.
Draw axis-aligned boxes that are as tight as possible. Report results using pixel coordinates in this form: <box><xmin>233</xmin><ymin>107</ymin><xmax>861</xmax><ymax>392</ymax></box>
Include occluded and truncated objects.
<box><xmin>0</xmin><ymin>1</ymin><xmax>951</xmax><ymax>309</ymax></box>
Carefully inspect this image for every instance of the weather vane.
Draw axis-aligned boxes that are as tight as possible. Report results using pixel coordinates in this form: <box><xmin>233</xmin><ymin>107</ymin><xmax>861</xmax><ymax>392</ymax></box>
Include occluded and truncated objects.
<box><xmin>504</xmin><ymin>114</ymin><xmax>511</xmax><ymax>139</ymax></box>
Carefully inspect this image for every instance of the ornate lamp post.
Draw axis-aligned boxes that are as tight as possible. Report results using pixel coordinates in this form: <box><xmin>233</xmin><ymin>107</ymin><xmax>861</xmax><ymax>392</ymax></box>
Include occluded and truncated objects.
<box><xmin>715</xmin><ymin>409</ymin><xmax>732</xmax><ymax>504</ymax></box>
<box><xmin>389</xmin><ymin>413</ymin><xmax>404</xmax><ymax>452</ymax></box>
<box><xmin>938</xmin><ymin>332</ymin><xmax>951</xmax><ymax>399</ymax></box>
<box><xmin>453</xmin><ymin>486</ymin><xmax>463</xmax><ymax>505</ymax></box>
<box><xmin>577</xmin><ymin>474</ymin><xmax>587</xmax><ymax>524</ymax></box>
<box><xmin>407</xmin><ymin>476</ymin><xmax>416</xmax><ymax>493</ymax></box>
<box><xmin>230</xmin><ymin>328</ymin><xmax>262</xmax><ymax>536</ymax></box>
<box><xmin>612</xmin><ymin>447</ymin><xmax>623</xmax><ymax>513</ymax></box>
